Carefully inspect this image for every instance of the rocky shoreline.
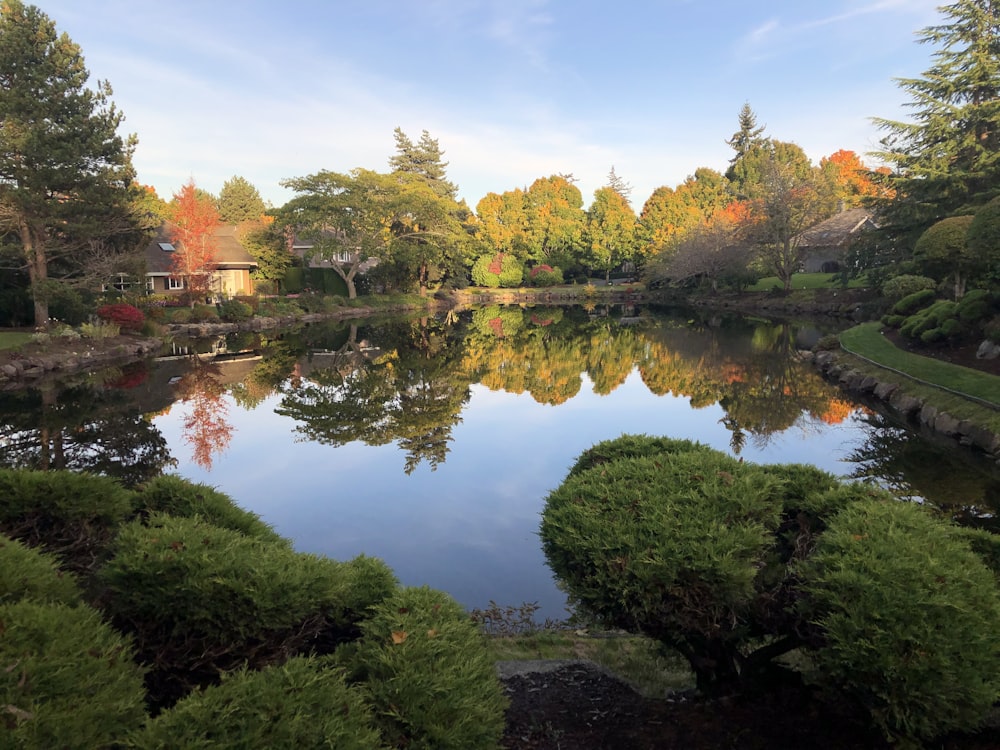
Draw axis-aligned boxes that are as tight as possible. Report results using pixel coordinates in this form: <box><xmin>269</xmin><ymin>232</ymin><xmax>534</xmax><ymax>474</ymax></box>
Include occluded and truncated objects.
<box><xmin>805</xmin><ymin>348</ymin><xmax>1000</xmax><ymax>460</ymax></box>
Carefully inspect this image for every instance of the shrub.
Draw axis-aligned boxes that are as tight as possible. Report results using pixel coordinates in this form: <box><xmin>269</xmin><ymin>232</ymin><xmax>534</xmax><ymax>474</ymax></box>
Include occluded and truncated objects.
<box><xmin>471</xmin><ymin>253</ymin><xmax>523</xmax><ymax>288</ymax></box>
<box><xmin>564</xmin><ymin>433</ymin><xmax>710</xmax><ymax>479</ymax></box>
<box><xmin>891</xmin><ymin>288</ymin><xmax>936</xmax><ymax>316</ymax></box>
<box><xmin>0</xmin><ymin>601</ymin><xmax>147</xmax><ymax>749</ymax></box>
<box><xmin>96</xmin><ymin>302</ymin><xmax>145</xmax><ymax>332</ymax></box>
<box><xmin>541</xmin><ymin>441</ymin><xmax>787</xmax><ymax>692</ymax></box>
<box><xmin>881</xmin><ymin>274</ymin><xmax>936</xmax><ymax>302</ymax></box>
<box><xmin>341</xmin><ymin>586</ymin><xmax>508</xmax><ymax>749</ymax></box>
<box><xmin>0</xmin><ymin>533</ymin><xmax>81</xmax><ymax>606</ymax></box>
<box><xmin>800</xmin><ymin>500</ymin><xmax>1000</xmax><ymax>742</ymax></box>
<box><xmin>899</xmin><ymin>299</ymin><xmax>958</xmax><ymax>341</ymax></box>
<box><xmin>135</xmin><ymin>474</ymin><xmax>287</xmax><ymax>545</ymax></box>
<box><xmin>99</xmin><ymin>514</ymin><xmax>372</xmax><ymax>705</ymax></box>
<box><xmin>131</xmin><ymin>657</ymin><xmax>383</xmax><ymax>750</ymax></box>
<box><xmin>190</xmin><ymin>304</ymin><xmax>219</xmax><ymax>323</ymax></box>
<box><xmin>79</xmin><ymin>319</ymin><xmax>120</xmax><ymax>339</ymax></box>
<box><xmin>956</xmin><ymin>288</ymin><xmax>997</xmax><ymax>323</ymax></box>
<box><xmin>217</xmin><ymin>298</ymin><xmax>253</xmax><ymax>322</ymax></box>
<box><xmin>169</xmin><ymin>307</ymin><xmax>192</xmax><ymax>324</ymax></box>
<box><xmin>0</xmin><ymin>469</ymin><xmax>137</xmax><ymax>576</ymax></box>
<box><xmin>528</xmin><ymin>264</ymin><xmax>564</xmax><ymax>287</ymax></box>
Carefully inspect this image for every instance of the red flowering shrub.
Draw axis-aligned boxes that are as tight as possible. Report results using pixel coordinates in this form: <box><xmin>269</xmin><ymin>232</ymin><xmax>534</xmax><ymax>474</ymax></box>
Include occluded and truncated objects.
<box><xmin>96</xmin><ymin>303</ymin><xmax>145</xmax><ymax>332</ymax></box>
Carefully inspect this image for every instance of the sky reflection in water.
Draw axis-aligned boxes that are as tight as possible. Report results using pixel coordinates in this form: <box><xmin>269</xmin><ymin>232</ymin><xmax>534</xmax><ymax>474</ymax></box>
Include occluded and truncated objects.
<box><xmin>153</xmin><ymin>363</ymin><xmax>869</xmax><ymax>622</ymax></box>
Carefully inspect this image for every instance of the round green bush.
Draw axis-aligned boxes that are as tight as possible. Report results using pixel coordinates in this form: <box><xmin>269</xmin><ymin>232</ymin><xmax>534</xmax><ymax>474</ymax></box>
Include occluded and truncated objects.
<box><xmin>541</xmin><ymin>445</ymin><xmax>787</xmax><ymax>690</ymax></box>
<box><xmin>99</xmin><ymin>514</ymin><xmax>368</xmax><ymax>704</ymax></box>
<box><xmin>341</xmin><ymin>586</ymin><xmax>507</xmax><ymax>750</ymax></box>
<box><xmin>564</xmin><ymin>433</ymin><xmax>710</xmax><ymax>479</ymax></box>
<box><xmin>0</xmin><ymin>533</ymin><xmax>81</xmax><ymax>606</ymax></box>
<box><xmin>131</xmin><ymin>657</ymin><xmax>384</xmax><ymax>750</ymax></box>
<box><xmin>956</xmin><ymin>288</ymin><xmax>997</xmax><ymax>323</ymax></box>
<box><xmin>0</xmin><ymin>601</ymin><xmax>147</xmax><ymax>749</ymax></box>
<box><xmin>881</xmin><ymin>274</ymin><xmax>936</xmax><ymax>302</ymax></box>
<box><xmin>135</xmin><ymin>474</ymin><xmax>287</xmax><ymax>545</ymax></box>
<box><xmin>471</xmin><ymin>252</ymin><xmax>523</xmax><ymax>288</ymax></box>
<box><xmin>800</xmin><ymin>499</ymin><xmax>1000</xmax><ymax>742</ymax></box>
<box><xmin>217</xmin><ymin>298</ymin><xmax>253</xmax><ymax>323</ymax></box>
<box><xmin>0</xmin><ymin>468</ymin><xmax>137</xmax><ymax>575</ymax></box>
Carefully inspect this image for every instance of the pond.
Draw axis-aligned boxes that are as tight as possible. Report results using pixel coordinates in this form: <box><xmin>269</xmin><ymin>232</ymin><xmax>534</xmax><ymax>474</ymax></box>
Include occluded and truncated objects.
<box><xmin>2</xmin><ymin>303</ymin><xmax>998</xmax><ymax>621</ymax></box>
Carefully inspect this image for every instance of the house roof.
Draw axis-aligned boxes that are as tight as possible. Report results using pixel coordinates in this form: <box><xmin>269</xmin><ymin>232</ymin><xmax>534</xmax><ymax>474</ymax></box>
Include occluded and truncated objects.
<box><xmin>145</xmin><ymin>224</ymin><xmax>259</xmax><ymax>274</ymax></box>
<box><xmin>796</xmin><ymin>208</ymin><xmax>875</xmax><ymax>248</ymax></box>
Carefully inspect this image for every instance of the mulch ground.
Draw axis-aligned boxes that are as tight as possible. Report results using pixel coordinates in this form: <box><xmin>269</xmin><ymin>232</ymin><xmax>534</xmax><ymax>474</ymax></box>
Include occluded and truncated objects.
<box><xmin>499</xmin><ymin>662</ymin><xmax>1000</xmax><ymax>750</ymax></box>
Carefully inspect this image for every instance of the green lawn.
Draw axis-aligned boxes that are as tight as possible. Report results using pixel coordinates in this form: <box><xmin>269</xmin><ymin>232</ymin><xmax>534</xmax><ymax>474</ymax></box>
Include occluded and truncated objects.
<box><xmin>840</xmin><ymin>323</ymin><xmax>1000</xmax><ymax>403</ymax></box>
<box><xmin>0</xmin><ymin>331</ymin><xmax>32</xmax><ymax>351</ymax></box>
<box><xmin>747</xmin><ymin>273</ymin><xmax>869</xmax><ymax>292</ymax></box>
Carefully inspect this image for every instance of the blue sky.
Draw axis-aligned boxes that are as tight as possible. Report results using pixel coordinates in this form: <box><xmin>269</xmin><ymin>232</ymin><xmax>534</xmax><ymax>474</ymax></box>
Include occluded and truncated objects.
<box><xmin>40</xmin><ymin>0</ymin><xmax>941</xmax><ymax>210</ymax></box>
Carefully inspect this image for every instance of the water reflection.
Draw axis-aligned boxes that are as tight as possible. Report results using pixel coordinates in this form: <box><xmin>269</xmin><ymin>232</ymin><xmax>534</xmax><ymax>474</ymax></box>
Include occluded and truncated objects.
<box><xmin>1</xmin><ymin>304</ymin><xmax>998</xmax><ymax>617</ymax></box>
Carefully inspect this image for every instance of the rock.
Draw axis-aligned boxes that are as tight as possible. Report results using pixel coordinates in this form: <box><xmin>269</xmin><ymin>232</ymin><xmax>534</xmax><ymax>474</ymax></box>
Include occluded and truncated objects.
<box><xmin>873</xmin><ymin>382</ymin><xmax>899</xmax><ymax>400</ymax></box>
<box><xmin>977</xmin><ymin>340</ymin><xmax>1000</xmax><ymax>360</ymax></box>
<box><xmin>933</xmin><ymin>412</ymin><xmax>962</xmax><ymax>437</ymax></box>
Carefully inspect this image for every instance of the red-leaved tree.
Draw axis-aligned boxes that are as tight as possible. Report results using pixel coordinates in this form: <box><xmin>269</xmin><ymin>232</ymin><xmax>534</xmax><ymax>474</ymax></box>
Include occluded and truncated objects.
<box><xmin>169</xmin><ymin>179</ymin><xmax>220</xmax><ymax>305</ymax></box>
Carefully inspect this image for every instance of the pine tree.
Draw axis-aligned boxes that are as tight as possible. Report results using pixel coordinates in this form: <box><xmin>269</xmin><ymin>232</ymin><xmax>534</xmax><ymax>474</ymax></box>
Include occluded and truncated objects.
<box><xmin>606</xmin><ymin>166</ymin><xmax>633</xmax><ymax>200</ymax></box>
<box><xmin>0</xmin><ymin>0</ymin><xmax>137</xmax><ymax>327</ymax></box>
<box><xmin>725</xmin><ymin>102</ymin><xmax>767</xmax><ymax>188</ymax></box>
<box><xmin>217</xmin><ymin>175</ymin><xmax>266</xmax><ymax>224</ymax></box>
<box><xmin>388</xmin><ymin>127</ymin><xmax>458</xmax><ymax>199</ymax></box>
<box><xmin>872</xmin><ymin>0</ymin><xmax>1000</xmax><ymax>235</ymax></box>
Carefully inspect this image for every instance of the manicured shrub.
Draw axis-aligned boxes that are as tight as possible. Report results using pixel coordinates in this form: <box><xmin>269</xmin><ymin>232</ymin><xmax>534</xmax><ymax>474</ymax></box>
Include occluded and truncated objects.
<box><xmin>542</xmin><ymin>442</ymin><xmax>787</xmax><ymax>691</ymax></box>
<box><xmin>800</xmin><ymin>499</ymin><xmax>1000</xmax><ymax>742</ymax></box>
<box><xmin>528</xmin><ymin>264</ymin><xmax>564</xmax><ymax>287</ymax></box>
<box><xmin>99</xmin><ymin>514</ymin><xmax>373</xmax><ymax>705</ymax></box>
<box><xmin>131</xmin><ymin>657</ymin><xmax>384</xmax><ymax>750</ymax></box>
<box><xmin>471</xmin><ymin>252</ymin><xmax>523</xmax><ymax>288</ymax></box>
<box><xmin>135</xmin><ymin>474</ymin><xmax>287</xmax><ymax>545</ymax></box>
<box><xmin>96</xmin><ymin>302</ymin><xmax>145</xmax><ymax>332</ymax></box>
<box><xmin>341</xmin><ymin>586</ymin><xmax>507</xmax><ymax>750</ymax></box>
<box><xmin>956</xmin><ymin>288</ymin><xmax>997</xmax><ymax>323</ymax></box>
<box><xmin>881</xmin><ymin>274</ymin><xmax>936</xmax><ymax>302</ymax></box>
<box><xmin>891</xmin><ymin>288</ymin><xmax>936</xmax><ymax>316</ymax></box>
<box><xmin>0</xmin><ymin>601</ymin><xmax>147</xmax><ymax>748</ymax></box>
<box><xmin>899</xmin><ymin>299</ymin><xmax>959</xmax><ymax>342</ymax></box>
<box><xmin>564</xmin><ymin>433</ymin><xmax>710</xmax><ymax>479</ymax></box>
<box><xmin>0</xmin><ymin>468</ymin><xmax>137</xmax><ymax>575</ymax></box>
<box><xmin>0</xmin><ymin>533</ymin><xmax>81</xmax><ymax>605</ymax></box>
<box><xmin>217</xmin><ymin>298</ymin><xmax>253</xmax><ymax>322</ymax></box>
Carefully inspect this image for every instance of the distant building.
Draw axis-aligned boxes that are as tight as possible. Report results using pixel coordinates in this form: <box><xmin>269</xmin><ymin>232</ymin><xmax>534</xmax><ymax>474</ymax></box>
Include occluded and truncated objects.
<box><xmin>796</xmin><ymin>208</ymin><xmax>876</xmax><ymax>273</ymax></box>
<box><xmin>144</xmin><ymin>224</ymin><xmax>258</xmax><ymax>298</ymax></box>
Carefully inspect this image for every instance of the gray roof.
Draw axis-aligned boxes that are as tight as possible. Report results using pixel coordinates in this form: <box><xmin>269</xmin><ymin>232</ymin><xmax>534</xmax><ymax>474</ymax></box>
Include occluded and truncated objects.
<box><xmin>145</xmin><ymin>224</ymin><xmax>259</xmax><ymax>274</ymax></box>
<box><xmin>796</xmin><ymin>208</ymin><xmax>875</xmax><ymax>248</ymax></box>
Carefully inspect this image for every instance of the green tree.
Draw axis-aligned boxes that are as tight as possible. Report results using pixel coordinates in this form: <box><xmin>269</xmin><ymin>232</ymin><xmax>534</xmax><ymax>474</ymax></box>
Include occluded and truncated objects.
<box><xmin>522</xmin><ymin>175</ymin><xmax>586</xmax><ymax>269</ymax></box>
<box><xmin>725</xmin><ymin>102</ymin><xmax>767</xmax><ymax>192</ymax></box>
<box><xmin>388</xmin><ymin>127</ymin><xmax>458</xmax><ymax>199</ymax></box>
<box><xmin>217</xmin><ymin>175</ymin><xmax>266</xmax><ymax>224</ymax></box>
<box><xmin>237</xmin><ymin>218</ymin><xmax>290</xmax><ymax>292</ymax></box>
<box><xmin>872</xmin><ymin>1</ymin><xmax>1000</xmax><ymax>243</ymax></box>
<box><xmin>912</xmin><ymin>215</ymin><xmax>977</xmax><ymax>299</ymax></box>
<box><xmin>475</xmin><ymin>189</ymin><xmax>528</xmax><ymax>256</ymax></box>
<box><xmin>0</xmin><ymin>0</ymin><xmax>138</xmax><ymax>327</ymax></box>
<box><xmin>584</xmin><ymin>187</ymin><xmax>637</xmax><ymax>281</ymax></box>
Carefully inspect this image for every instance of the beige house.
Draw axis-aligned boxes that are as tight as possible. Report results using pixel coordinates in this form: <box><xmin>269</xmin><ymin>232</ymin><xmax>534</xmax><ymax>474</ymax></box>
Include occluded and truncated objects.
<box><xmin>144</xmin><ymin>224</ymin><xmax>258</xmax><ymax>298</ymax></box>
<box><xmin>796</xmin><ymin>207</ymin><xmax>876</xmax><ymax>273</ymax></box>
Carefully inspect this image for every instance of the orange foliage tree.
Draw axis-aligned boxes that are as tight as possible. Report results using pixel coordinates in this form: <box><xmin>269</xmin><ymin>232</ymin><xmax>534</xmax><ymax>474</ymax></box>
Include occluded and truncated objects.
<box><xmin>820</xmin><ymin>149</ymin><xmax>895</xmax><ymax>205</ymax></box>
<box><xmin>169</xmin><ymin>179</ymin><xmax>220</xmax><ymax>304</ymax></box>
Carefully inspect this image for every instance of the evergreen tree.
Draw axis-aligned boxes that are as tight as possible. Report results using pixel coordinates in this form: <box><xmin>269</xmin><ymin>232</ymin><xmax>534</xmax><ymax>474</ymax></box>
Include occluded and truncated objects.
<box><xmin>0</xmin><ymin>0</ymin><xmax>137</xmax><ymax>327</ymax></box>
<box><xmin>725</xmin><ymin>102</ymin><xmax>767</xmax><ymax>189</ymax></box>
<box><xmin>872</xmin><ymin>0</ymin><xmax>1000</xmax><ymax>238</ymax></box>
<box><xmin>388</xmin><ymin>127</ymin><xmax>458</xmax><ymax>199</ymax></box>
<box><xmin>606</xmin><ymin>166</ymin><xmax>632</xmax><ymax>200</ymax></box>
<box><xmin>217</xmin><ymin>175</ymin><xmax>266</xmax><ymax>224</ymax></box>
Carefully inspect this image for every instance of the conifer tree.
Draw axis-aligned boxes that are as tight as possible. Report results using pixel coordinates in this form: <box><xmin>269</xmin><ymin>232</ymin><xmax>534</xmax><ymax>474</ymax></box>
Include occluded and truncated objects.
<box><xmin>725</xmin><ymin>102</ymin><xmax>767</xmax><ymax>191</ymax></box>
<box><xmin>388</xmin><ymin>127</ymin><xmax>458</xmax><ymax>199</ymax></box>
<box><xmin>0</xmin><ymin>0</ymin><xmax>137</xmax><ymax>327</ymax></box>
<box><xmin>217</xmin><ymin>176</ymin><xmax>266</xmax><ymax>224</ymax></box>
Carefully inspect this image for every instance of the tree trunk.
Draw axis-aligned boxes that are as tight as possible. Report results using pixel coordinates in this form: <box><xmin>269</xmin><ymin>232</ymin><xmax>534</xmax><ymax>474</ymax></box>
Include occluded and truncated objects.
<box><xmin>21</xmin><ymin>219</ymin><xmax>50</xmax><ymax>328</ymax></box>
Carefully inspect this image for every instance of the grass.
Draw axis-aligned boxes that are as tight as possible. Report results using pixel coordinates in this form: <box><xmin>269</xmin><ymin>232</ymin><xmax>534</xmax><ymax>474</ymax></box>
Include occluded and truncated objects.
<box><xmin>0</xmin><ymin>331</ymin><xmax>33</xmax><ymax>352</ymax></box>
<box><xmin>747</xmin><ymin>272</ymin><xmax>870</xmax><ymax>292</ymax></box>
<box><xmin>488</xmin><ymin>630</ymin><xmax>694</xmax><ymax>698</ymax></box>
<box><xmin>838</xmin><ymin>322</ymin><xmax>1000</xmax><ymax>432</ymax></box>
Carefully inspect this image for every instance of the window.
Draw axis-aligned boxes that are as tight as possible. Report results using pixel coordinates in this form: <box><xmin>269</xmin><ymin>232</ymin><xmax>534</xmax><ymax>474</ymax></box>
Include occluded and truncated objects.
<box><xmin>158</xmin><ymin>242</ymin><xmax>176</xmax><ymax>252</ymax></box>
<box><xmin>168</xmin><ymin>277</ymin><xmax>184</xmax><ymax>290</ymax></box>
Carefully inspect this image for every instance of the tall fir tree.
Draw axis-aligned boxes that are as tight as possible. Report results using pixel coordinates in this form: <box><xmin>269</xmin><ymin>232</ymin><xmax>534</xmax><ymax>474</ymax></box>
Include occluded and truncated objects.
<box><xmin>217</xmin><ymin>175</ymin><xmax>266</xmax><ymax>224</ymax></box>
<box><xmin>725</xmin><ymin>102</ymin><xmax>767</xmax><ymax>191</ymax></box>
<box><xmin>388</xmin><ymin>127</ymin><xmax>458</xmax><ymax>199</ymax></box>
<box><xmin>0</xmin><ymin>0</ymin><xmax>137</xmax><ymax>327</ymax></box>
<box><xmin>872</xmin><ymin>0</ymin><xmax>1000</xmax><ymax>242</ymax></box>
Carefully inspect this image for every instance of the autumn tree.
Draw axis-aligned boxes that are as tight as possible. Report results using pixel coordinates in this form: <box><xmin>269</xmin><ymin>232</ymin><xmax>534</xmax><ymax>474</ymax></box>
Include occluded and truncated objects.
<box><xmin>818</xmin><ymin>150</ymin><xmax>892</xmax><ymax>207</ymax></box>
<box><xmin>0</xmin><ymin>0</ymin><xmax>138</xmax><ymax>327</ymax></box>
<box><xmin>658</xmin><ymin>202</ymin><xmax>756</xmax><ymax>292</ymax></box>
<box><xmin>638</xmin><ymin>169</ymin><xmax>732</xmax><ymax>263</ymax></box>
<box><xmin>585</xmin><ymin>187</ymin><xmax>637</xmax><ymax>281</ymax></box>
<box><xmin>522</xmin><ymin>175</ymin><xmax>586</xmax><ymax>270</ymax></box>
<box><xmin>217</xmin><ymin>175</ymin><xmax>266</xmax><ymax>224</ymax></box>
<box><xmin>872</xmin><ymin>0</ymin><xmax>1000</xmax><ymax>243</ymax></box>
<box><xmin>475</xmin><ymin>189</ymin><xmax>528</xmax><ymax>256</ymax></box>
<box><xmin>168</xmin><ymin>179</ymin><xmax>220</xmax><ymax>304</ymax></box>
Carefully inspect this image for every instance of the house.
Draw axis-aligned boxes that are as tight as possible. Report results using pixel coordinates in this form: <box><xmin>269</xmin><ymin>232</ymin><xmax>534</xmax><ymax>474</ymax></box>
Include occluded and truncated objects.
<box><xmin>144</xmin><ymin>224</ymin><xmax>258</xmax><ymax>299</ymax></box>
<box><xmin>796</xmin><ymin>207</ymin><xmax>876</xmax><ymax>273</ymax></box>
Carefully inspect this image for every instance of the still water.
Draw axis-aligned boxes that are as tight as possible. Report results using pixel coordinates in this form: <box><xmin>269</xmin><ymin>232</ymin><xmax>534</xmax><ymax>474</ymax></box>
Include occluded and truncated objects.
<box><xmin>2</xmin><ymin>304</ymin><xmax>997</xmax><ymax>620</ymax></box>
